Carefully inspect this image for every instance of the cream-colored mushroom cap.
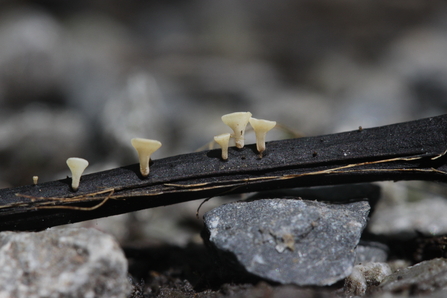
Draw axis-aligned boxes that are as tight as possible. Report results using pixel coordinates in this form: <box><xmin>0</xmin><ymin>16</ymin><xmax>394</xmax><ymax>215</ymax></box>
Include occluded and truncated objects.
<box><xmin>66</xmin><ymin>157</ymin><xmax>89</xmax><ymax>191</ymax></box>
<box><xmin>214</xmin><ymin>133</ymin><xmax>231</xmax><ymax>160</ymax></box>
<box><xmin>221</xmin><ymin>112</ymin><xmax>252</xmax><ymax>149</ymax></box>
<box><xmin>249</xmin><ymin>117</ymin><xmax>276</xmax><ymax>155</ymax></box>
<box><xmin>131</xmin><ymin>138</ymin><xmax>162</xmax><ymax>177</ymax></box>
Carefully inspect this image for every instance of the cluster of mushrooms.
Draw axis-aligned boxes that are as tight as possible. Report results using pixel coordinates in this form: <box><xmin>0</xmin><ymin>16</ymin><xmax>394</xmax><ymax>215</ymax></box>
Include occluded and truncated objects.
<box><xmin>214</xmin><ymin>111</ymin><xmax>276</xmax><ymax>160</ymax></box>
<box><xmin>58</xmin><ymin>112</ymin><xmax>275</xmax><ymax>191</ymax></box>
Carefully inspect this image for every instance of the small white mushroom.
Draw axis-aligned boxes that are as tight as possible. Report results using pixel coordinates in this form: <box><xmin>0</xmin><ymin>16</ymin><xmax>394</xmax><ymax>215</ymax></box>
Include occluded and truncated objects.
<box><xmin>32</xmin><ymin>176</ymin><xmax>38</xmax><ymax>185</ymax></box>
<box><xmin>221</xmin><ymin>112</ymin><xmax>252</xmax><ymax>149</ymax></box>
<box><xmin>214</xmin><ymin>133</ymin><xmax>231</xmax><ymax>160</ymax></box>
<box><xmin>131</xmin><ymin>138</ymin><xmax>162</xmax><ymax>177</ymax></box>
<box><xmin>66</xmin><ymin>157</ymin><xmax>89</xmax><ymax>191</ymax></box>
<box><xmin>249</xmin><ymin>117</ymin><xmax>276</xmax><ymax>155</ymax></box>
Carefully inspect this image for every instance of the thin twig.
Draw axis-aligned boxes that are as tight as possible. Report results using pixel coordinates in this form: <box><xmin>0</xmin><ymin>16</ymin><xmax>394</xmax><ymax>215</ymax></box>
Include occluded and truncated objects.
<box><xmin>0</xmin><ymin>114</ymin><xmax>447</xmax><ymax>231</ymax></box>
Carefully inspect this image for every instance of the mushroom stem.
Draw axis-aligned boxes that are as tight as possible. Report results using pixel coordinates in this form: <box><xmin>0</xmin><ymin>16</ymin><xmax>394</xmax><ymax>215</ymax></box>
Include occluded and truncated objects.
<box><xmin>214</xmin><ymin>133</ymin><xmax>231</xmax><ymax>160</ymax></box>
<box><xmin>249</xmin><ymin>117</ymin><xmax>277</xmax><ymax>156</ymax></box>
<box><xmin>131</xmin><ymin>138</ymin><xmax>162</xmax><ymax>177</ymax></box>
<box><xmin>137</xmin><ymin>154</ymin><xmax>151</xmax><ymax>177</ymax></box>
<box><xmin>221</xmin><ymin>112</ymin><xmax>252</xmax><ymax>149</ymax></box>
<box><xmin>66</xmin><ymin>157</ymin><xmax>89</xmax><ymax>191</ymax></box>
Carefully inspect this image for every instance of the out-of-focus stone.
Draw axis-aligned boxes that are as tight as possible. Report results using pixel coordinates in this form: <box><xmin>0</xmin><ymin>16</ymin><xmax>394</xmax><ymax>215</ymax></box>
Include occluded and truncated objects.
<box><xmin>0</xmin><ymin>227</ymin><xmax>130</xmax><ymax>298</ymax></box>
<box><xmin>332</xmin><ymin>68</ymin><xmax>414</xmax><ymax>133</ymax></box>
<box><xmin>63</xmin><ymin>12</ymin><xmax>137</xmax><ymax>120</ymax></box>
<box><xmin>249</xmin><ymin>87</ymin><xmax>333</xmax><ymax>136</ymax></box>
<box><xmin>386</xmin><ymin>26</ymin><xmax>447</xmax><ymax>79</ymax></box>
<box><xmin>355</xmin><ymin>241</ymin><xmax>389</xmax><ymax>264</ymax></box>
<box><xmin>380</xmin><ymin>258</ymin><xmax>447</xmax><ymax>294</ymax></box>
<box><xmin>368</xmin><ymin>196</ymin><xmax>447</xmax><ymax>239</ymax></box>
<box><xmin>100</xmin><ymin>71</ymin><xmax>171</xmax><ymax>163</ymax></box>
<box><xmin>384</xmin><ymin>26</ymin><xmax>447</xmax><ymax>118</ymax></box>
<box><xmin>0</xmin><ymin>7</ymin><xmax>67</xmax><ymax>106</ymax></box>
<box><xmin>0</xmin><ymin>105</ymin><xmax>89</xmax><ymax>186</ymax></box>
<box><xmin>202</xmin><ymin>198</ymin><xmax>370</xmax><ymax>286</ymax></box>
<box><xmin>344</xmin><ymin>262</ymin><xmax>391</xmax><ymax>296</ymax></box>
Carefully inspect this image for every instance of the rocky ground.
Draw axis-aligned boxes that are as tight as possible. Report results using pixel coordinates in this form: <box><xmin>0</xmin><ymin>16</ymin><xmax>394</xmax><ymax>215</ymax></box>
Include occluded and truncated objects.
<box><xmin>2</xmin><ymin>1</ymin><xmax>447</xmax><ymax>297</ymax></box>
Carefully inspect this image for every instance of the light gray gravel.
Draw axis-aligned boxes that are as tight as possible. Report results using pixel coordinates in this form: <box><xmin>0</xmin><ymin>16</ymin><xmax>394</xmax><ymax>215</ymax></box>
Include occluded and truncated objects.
<box><xmin>0</xmin><ymin>227</ymin><xmax>130</xmax><ymax>298</ymax></box>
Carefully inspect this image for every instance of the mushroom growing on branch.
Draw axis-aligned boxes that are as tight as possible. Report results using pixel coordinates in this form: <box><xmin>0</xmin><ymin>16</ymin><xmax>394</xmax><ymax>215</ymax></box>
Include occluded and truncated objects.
<box><xmin>249</xmin><ymin>117</ymin><xmax>276</xmax><ymax>156</ymax></box>
<box><xmin>221</xmin><ymin>112</ymin><xmax>252</xmax><ymax>149</ymax></box>
<box><xmin>214</xmin><ymin>133</ymin><xmax>231</xmax><ymax>160</ymax></box>
<box><xmin>131</xmin><ymin>138</ymin><xmax>162</xmax><ymax>177</ymax></box>
<box><xmin>66</xmin><ymin>157</ymin><xmax>89</xmax><ymax>191</ymax></box>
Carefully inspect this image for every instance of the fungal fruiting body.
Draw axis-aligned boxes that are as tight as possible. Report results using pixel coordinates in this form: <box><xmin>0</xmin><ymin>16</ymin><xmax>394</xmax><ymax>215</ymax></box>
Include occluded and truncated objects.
<box><xmin>131</xmin><ymin>138</ymin><xmax>162</xmax><ymax>177</ymax></box>
<box><xmin>221</xmin><ymin>112</ymin><xmax>252</xmax><ymax>149</ymax></box>
<box><xmin>66</xmin><ymin>157</ymin><xmax>89</xmax><ymax>191</ymax></box>
<box><xmin>32</xmin><ymin>176</ymin><xmax>38</xmax><ymax>185</ymax></box>
<box><xmin>249</xmin><ymin>117</ymin><xmax>276</xmax><ymax>156</ymax></box>
<box><xmin>214</xmin><ymin>133</ymin><xmax>231</xmax><ymax>160</ymax></box>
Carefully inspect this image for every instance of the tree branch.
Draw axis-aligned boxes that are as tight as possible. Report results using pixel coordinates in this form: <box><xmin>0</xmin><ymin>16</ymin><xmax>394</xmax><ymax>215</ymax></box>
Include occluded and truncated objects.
<box><xmin>1</xmin><ymin>114</ymin><xmax>447</xmax><ymax>231</ymax></box>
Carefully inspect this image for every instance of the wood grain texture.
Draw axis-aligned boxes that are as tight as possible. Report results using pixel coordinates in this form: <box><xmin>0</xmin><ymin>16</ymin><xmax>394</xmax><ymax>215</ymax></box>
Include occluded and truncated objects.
<box><xmin>1</xmin><ymin>114</ymin><xmax>447</xmax><ymax>231</ymax></box>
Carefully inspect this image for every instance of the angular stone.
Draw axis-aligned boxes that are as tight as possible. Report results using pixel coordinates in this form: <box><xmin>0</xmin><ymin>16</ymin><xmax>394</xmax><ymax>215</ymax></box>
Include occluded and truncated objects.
<box><xmin>0</xmin><ymin>227</ymin><xmax>130</xmax><ymax>298</ymax></box>
<box><xmin>380</xmin><ymin>258</ymin><xmax>447</xmax><ymax>294</ymax></box>
<box><xmin>202</xmin><ymin>198</ymin><xmax>370</xmax><ymax>286</ymax></box>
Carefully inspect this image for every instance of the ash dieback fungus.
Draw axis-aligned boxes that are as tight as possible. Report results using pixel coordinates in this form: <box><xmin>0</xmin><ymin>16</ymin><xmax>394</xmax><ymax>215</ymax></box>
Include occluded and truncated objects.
<box><xmin>36</xmin><ymin>112</ymin><xmax>277</xmax><ymax>194</ymax></box>
<box><xmin>249</xmin><ymin>117</ymin><xmax>276</xmax><ymax>156</ymax></box>
<box><xmin>131</xmin><ymin>138</ymin><xmax>162</xmax><ymax>177</ymax></box>
<box><xmin>216</xmin><ymin>112</ymin><xmax>277</xmax><ymax>160</ymax></box>
<box><xmin>66</xmin><ymin>157</ymin><xmax>89</xmax><ymax>191</ymax></box>
<box><xmin>214</xmin><ymin>133</ymin><xmax>231</xmax><ymax>160</ymax></box>
<box><xmin>221</xmin><ymin>112</ymin><xmax>252</xmax><ymax>149</ymax></box>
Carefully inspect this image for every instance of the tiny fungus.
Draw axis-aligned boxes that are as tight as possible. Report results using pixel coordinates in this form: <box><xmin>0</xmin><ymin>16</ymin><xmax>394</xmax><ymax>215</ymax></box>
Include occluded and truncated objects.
<box><xmin>66</xmin><ymin>157</ymin><xmax>89</xmax><ymax>191</ymax></box>
<box><xmin>131</xmin><ymin>138</ymin><xmax>162</xmax><ymax>177</ymax></box>
<box><xmin>249</xmin><ymin>117</ymin><xmax>276</xmax><ymax>155</ymax></box>
<box><xmin>214</xmin><ymin>133</ymin><xmax>231</xmax><ymax>160</ymax></box>
<box><xmin>221</xmin><ymin>111</ymin><xmax>252</xmax><ymax>149</ymax></box>
<box><xmin>32</xmin><ymin>176</ymin><xmax>38</xmax><ymax>185</ymax></box>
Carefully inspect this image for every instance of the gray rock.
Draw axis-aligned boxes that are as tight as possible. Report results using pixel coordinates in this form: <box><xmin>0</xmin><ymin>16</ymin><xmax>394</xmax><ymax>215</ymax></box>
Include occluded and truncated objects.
<box><xmin>202</xmin><ymin>198</ymin><xmax>370</xmax><ymax>286</ymax></box>
<box><xmin>380</xmin><ymin>258</ymin><xmax>447</xmax><ymax>294</ymax></box>
<box><xmin>0</xmin><ymin>227</ymin><xmax>130</xmax><ymax>298</ymax></box>
<box><xmin>355</xmin><ymin>241</ymin><xmax>389</xmax><ymax>264</ymax></box>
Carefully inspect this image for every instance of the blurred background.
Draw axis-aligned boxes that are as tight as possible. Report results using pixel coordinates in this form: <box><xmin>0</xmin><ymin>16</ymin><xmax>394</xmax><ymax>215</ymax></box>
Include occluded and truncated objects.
<box><xmin>1</xmin><ymin>0</ymin><xmax>447</xmax><ymax>245</ymax></box>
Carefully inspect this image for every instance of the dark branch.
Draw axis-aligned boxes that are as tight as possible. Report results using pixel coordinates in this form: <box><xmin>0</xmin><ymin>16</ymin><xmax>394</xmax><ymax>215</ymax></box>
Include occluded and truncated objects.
<box><xmin>1</xmin><ymin>114</ymin><xmax>447</xmax><ymax>231</ymax></box>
